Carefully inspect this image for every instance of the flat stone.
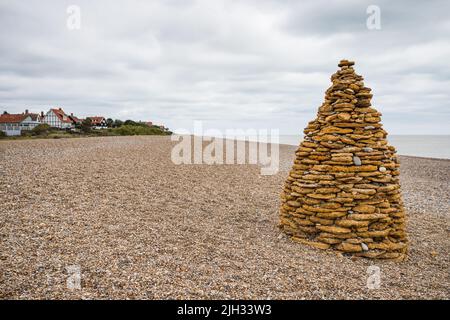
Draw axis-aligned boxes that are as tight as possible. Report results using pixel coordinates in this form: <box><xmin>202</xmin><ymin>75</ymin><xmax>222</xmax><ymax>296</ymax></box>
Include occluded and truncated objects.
<box><xmin>337</xmin><ymin>242</ymin><xmax>362</xmax><ymax>252</ymax></box>
<box><xmin>337</xmin><ymin>113</ymin><xmax>351</xmax><ymax>121</ymax></box>
<box><xmin>315</xmin><ymin>187</ymin><xmax>341</xmax><ymax>194</ymax></box>
<box><xmin>316</xmin><ymin>225</ymin><xmax>352</xmax><ymax>234</ymax></box>
<box><xmin>338</xmin><ymin>60</ymin><xmax>355</xmax><ymax>67</ymax></box>
<box><xmin>335</xmin><ymin>219</ymin><xmax>369</xmax><ymax>228</ymax></box>
<box><xmin>287</xmin><ymin>201</ymin><xmax>302</xmax><ymax>207</ymax></box>
<box><xmin>306</xmin><ymin>193</ymin><xmax>336</xmax><ymax>200</ymax></box>
<box><xmin>353</xmin><ymin>204</ymin><xmax>376</xmax><ymax>213</ymax></box>
<box><xmin>317</xmin><ymin>211</ymin><xmax>348</xmax><ymax>219</ymax></box>
<box><xmin>330</xmin><ymin>165</ymin><xmax>378</xmax><ymax>172</ymax></box>
<box><xmin>348</xmin><ymin>213</ymin><xmax>388</xmax><ymax>220</ymax></box>
<box><xmin>320</xmin><ymin>126</ymin><xmax>353</xmax><ymax>134</ymax></box>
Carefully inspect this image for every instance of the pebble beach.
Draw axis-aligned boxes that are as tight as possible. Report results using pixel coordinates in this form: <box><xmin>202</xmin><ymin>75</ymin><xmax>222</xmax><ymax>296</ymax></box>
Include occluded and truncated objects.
<box><xmin>0</xmin><ymin>136</ymin><xmax>449</xmax><ymax>299</ymax></box>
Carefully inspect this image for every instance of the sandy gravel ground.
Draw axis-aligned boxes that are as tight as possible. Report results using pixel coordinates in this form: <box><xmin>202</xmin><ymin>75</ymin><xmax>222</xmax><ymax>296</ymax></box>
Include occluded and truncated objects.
<box><xmin>0</xmin><ymin>136</ymin><xmax>448</xmax><ymax>299</ymax></box>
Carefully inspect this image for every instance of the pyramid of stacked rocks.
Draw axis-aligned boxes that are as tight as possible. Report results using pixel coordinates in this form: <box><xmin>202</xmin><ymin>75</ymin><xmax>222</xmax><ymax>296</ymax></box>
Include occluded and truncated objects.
<box><xmin>279</xmin><ymin>59</ymin><xmax>408</xmax><ymax>260</ymax></box>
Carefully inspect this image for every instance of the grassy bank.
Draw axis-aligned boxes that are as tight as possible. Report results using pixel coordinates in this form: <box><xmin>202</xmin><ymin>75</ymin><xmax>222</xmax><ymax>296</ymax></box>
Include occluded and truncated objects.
<box><xmin>0</xmin><ymin>124</ymin><xmax>172</xmax><ymax>140</ymax></box>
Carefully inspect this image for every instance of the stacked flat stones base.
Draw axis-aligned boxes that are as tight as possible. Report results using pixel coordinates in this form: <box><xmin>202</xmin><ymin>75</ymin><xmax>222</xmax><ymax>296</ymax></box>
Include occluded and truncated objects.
<box><xmin>279</xmin><ymin>59</ymin><xmax>408</xmax><ymax>260</ymax></box>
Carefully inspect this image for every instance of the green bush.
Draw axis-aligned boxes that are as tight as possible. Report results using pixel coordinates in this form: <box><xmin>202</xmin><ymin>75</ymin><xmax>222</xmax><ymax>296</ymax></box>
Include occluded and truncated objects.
<box><xmin>113</xmin><ymin>119</ymin><xmax>123</xmax><ymax>128</ymax></box>
<box><xmin>106</xmin><ymin>118</ymin><xmax>114</xmax><ymax>128</ymax></box>
<box><xmin>123</xmin><ymin>120</ymin><xmax>150</xmax><ymax>127</ymax></box>
<box><xmin>111</xmin><ymin>125</ymin><xmax>169</xmax><ymax>136</ymax></box>
<box><xmin>31</xmin><ymin>123</ymin><xmax>51</xmax><ymax>136</ymax></box>
<box><xmin>0</xmin><ymin>130</ymin><xmax>6</xmax><ymax>138</ymax></box>
<box><xmin>81</xmin><ymin>118</ymin><xmax>92</xmax><ymax>133</ymax></box>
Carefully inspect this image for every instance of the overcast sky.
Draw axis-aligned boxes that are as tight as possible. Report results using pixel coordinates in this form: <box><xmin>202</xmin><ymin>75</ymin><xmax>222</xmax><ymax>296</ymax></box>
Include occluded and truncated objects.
<box><xmin>0</xmin><ymin>0</ymin><xmax>449</xmax><ymax>134</ymax></box>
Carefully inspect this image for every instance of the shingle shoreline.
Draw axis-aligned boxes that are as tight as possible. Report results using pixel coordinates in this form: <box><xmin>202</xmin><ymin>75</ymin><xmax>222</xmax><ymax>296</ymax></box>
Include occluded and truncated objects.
<box><xmin>0</xmin><ymin>136</ymin><xmax>448</xmax><ymax>299</ymax></box>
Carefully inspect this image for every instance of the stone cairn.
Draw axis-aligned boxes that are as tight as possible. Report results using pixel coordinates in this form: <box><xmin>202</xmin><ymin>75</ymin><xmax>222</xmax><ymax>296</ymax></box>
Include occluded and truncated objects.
<box><xmin>279</xmin><ymin>59</ymin><xmax>408</xmax><ymax>260</ymax></box>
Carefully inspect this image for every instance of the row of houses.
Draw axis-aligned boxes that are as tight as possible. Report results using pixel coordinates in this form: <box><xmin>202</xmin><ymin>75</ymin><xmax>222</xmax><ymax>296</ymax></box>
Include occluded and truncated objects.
<box><xmin>0</xmin><ymin>108</ymin><xmax>107</xmax><ymax>136</ymax></box>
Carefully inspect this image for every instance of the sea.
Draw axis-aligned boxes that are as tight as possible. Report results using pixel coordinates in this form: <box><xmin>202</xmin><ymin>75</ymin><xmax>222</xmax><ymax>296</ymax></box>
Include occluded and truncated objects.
<box><xmin>278</xmin><ymin>135</ymin><xmax>450</xmax><ymax>159</ymax></box>
<box><xmin>192</xmin><ymin>134</ymin><xmax>450</xmax><ymax>160</ymax></box>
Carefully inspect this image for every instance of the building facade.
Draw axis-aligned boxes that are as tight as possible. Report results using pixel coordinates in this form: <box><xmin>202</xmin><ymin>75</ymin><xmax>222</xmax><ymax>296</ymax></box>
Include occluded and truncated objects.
<box><xmin>87</xmin><ymin>116</ymin><xmax>107</xmax><ymax>128</ymax></box>
<box><xmin>43</xmin><ymin>108</ymin><xmax>74</xmax><ymax>129</ymax></box>
<box><xmin>0</xmin><ymin>110</ymin><xmax>43</xmax><ymax>136</ymax></box>
<box><xmin>68</xmin><ymin>113</ymin><xmax>83</xmax><ymax>126</ymax></box>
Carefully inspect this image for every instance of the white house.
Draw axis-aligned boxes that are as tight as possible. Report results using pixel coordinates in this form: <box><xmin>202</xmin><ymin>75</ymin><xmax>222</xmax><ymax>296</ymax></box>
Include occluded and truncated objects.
<box><xmin>87</xmin><ymin>116</ymin><xmax>107</xmax><ymax>129</ymax></box>
<box><xmin>0</xmin><ymin>110</ymin><xmax>43</xmax><ymax>136</ymax></box>
<box><xmin>43</xmin><ymin>108</ymin><xmax>74</xmax><ymax>129</ymax></box>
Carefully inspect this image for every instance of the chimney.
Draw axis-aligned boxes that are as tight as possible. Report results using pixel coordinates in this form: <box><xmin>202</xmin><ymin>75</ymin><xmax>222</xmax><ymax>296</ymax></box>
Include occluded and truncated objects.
<box><xmin>59</xmin><ymin>107</ymin><xmax>62</xmax><ymax>111</ymax></box>
<box><xmin>41</xmin><ymin>111</ymin><xmax>44</xmax><ymax>117</ymax></box>
<box><xmin>71</xmin><ymin>113</ymin><xmax>74</xmax><ymax>116</ymax></box>
<box><xmin>25</xmin><ymin>109</ymin><xmax>29</xmax><ymax>114</ymax></box>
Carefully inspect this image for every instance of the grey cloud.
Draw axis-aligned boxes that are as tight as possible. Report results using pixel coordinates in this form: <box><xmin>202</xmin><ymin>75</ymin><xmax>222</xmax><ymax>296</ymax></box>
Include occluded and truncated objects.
<box><xmin>0</xmin><ymin>0</ymin><xmax>449</xmax><ymax>133</ymax></box>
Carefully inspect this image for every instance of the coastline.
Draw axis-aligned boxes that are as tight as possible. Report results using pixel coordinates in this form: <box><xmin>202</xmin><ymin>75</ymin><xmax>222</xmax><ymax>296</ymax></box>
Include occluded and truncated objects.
<box><xmin>179</xmin><ymin>134</ymin><xmax>450</xmax><ymax>161</ymax></box>
<box><xmin>3</xmin><ymin>133</ymin><xmax>450</xmax><ymax>161</ymax></box>
<box><xmin>276</xmin><ymin>141</ymin><xmax>450</xmax><ymax>161</ymax></box>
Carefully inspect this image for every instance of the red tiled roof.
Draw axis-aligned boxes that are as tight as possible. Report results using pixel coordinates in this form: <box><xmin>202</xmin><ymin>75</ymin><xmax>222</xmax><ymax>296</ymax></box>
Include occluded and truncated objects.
<box><xmin>28</xmin><ymin>113</ymin><xmax>41</xmax><ymax>121</ymax></box>
<box><xmin>0</xmin><ymin>114</ymin><xmax>27</xmax><ymax>123</ymax></box>
<box><xmin>68</xmin><ymin>115</ymin><xmax>82</xmax><ymax>124</ymax></box>
<box><xmin>51</xmin><ymin>108</ymin><xmax>73</xmax><ymax>123</ymax></box>
<box><xmin>88</xmin><ymin>116</ymin><xmax>105</xmax><ymax>125</ymax></box>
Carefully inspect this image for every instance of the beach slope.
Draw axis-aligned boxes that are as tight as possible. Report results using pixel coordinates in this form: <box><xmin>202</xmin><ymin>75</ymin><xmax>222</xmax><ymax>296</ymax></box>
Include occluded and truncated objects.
<box><xmin>0</xmin><ymin>136</ymin><xmax>448</xmax><ymax>299</ymax></box>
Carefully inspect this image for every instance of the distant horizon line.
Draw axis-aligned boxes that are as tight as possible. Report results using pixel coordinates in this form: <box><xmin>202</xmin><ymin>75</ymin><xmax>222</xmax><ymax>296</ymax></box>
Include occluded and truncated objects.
<box><xmin>177</xmin><ymin>133</ymin><xmax>450</xmax><ymax>136</ymax></box>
